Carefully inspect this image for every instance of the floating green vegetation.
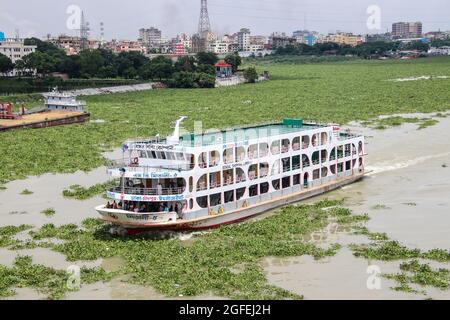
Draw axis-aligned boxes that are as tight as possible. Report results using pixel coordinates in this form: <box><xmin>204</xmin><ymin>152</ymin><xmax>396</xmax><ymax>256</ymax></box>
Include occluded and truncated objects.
<box><xmin>20</xmin><ymin>189</ymin><xmax>33</xmax><ymax>195</ymax></box>
<box><xmin>370</xmin><ymin>204</ymin><xmax>391</xmax><ymax>210</ymax></box>
<box><xmin>418</xmin><ymin>119</ymin><xmax>439</xmax><ymax>130</ymax></box>
<box><xmin>385</xmin><ymin>260</ymin><xmax>450</xmax><ymax>292</ymax></box>
<box><xmin>1</xmin><ymin>57</ymin><xmax>450</xmax><ymax>183</ymax></box>
<box><xmin>402</xmin><ymin>202</ymin><xmax>417</xmax><ymax>206</ymax></box>
<box><xmin>350</xmin><ymin>241</ymin><xmax>450</xmax><ymax>262</ymax></box>
<box><xmin>352</xmin><ymin>226</ymin><xmax>389</xmax><ymax>241</ymax></box>
<box><xmin>366</xmin><ymin>116</ymin><xmax>439</xmax><ymax>130</ymax></box>
<box><xmin>41</xmin><ymin>208</ymin><xmax>56</xmax><ymax>217</ymax></box>
<box><xmin>62</xmin><ymin>181</ymin><xmax>116</xmax><ymax>200</ymax></box>
<box><xmin>0</xmin><ymin>185</ymin><xmax>6</xmax><ymax>191</ymax></box>
<box><xmin>0</xmin><ymin>225</ymin><xmax>33</xmax><ymax>248</ymax></box>
<box><xmin>0</xmin><ymin>200</ymin><xmax>373</xmax><ymax>300</ymax></box>
<box><xmin>0</xmin><ymin>256</ymin><xmax>114</xmax><ymax>299</ymax></box>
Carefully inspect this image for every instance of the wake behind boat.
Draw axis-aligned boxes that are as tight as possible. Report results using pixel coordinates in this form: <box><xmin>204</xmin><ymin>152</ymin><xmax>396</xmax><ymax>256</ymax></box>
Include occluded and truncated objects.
<box><xmin>96</xmin><ymin>117</ymin><xmax>365</xmax><ymax>234</ymax></box>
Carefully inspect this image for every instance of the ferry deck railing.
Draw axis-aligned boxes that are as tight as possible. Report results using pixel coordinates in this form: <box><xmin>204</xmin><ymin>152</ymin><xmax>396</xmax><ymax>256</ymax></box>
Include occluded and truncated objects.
<box><xmin>109</xmin><ymin>186</ymin><xmax>185</xmax><ymax>196</ymax></box>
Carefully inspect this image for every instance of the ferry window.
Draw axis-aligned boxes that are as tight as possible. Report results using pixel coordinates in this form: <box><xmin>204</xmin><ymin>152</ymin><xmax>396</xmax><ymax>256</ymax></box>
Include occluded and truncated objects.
<box><xmin>292</xmin><ymin>155</ymin><xmax>301</xmax><ymax>170</ymax></box>
<box><xmin>292</xmin><ymin>137</ymin><xmax>301</xmax><ymax>151</ymax></box>
<box><xmin>321</xmin><ymin>132</ymin><xmax>328</xmax><ymax>145</ymax></box>
<box><xmin>281</xmin><ymin>139</ymin><xmax>290</xmax><ymax>153</ymax></box>
<box><xmin>149</xmin><ymin>151</ymin><xmax>157</xmax><ymax>159</ymax></box>
<box><xmin>312</xmin><ymin>151</ymin><xmax>320</xmax><ymax>165</ymax></box>
<box><xmin>189</xmin><ymin>177</ymin><xmax>193</xmax><ymax>193</ymax></box>
<box><xmin>345</xmin><ymin>144</ymin><xmax>351</xmax><ymax>156</ymax></box>
<box><xmin>197</xmin><ymin>196</ymin><xmax>208</xmax><ymax>208</ymax></box>
<box><xmin>198</xmin><ymin>152</ymin><xmax>207</xmax><ymax>168</ymax></box>
<box><xmin>223</xmin><ymin>169</ymin><xmax>234</xmax><ymax>186</ymax></box>
<box><xmin>224</xmin><ymin>190</ymin><xmax>234</xmax><ymax>203</ymax></box>
<box><xmin>272</xmin><ymin>179</ymin><xmax>280</xmax><ymax>190</ymax></box>
<box><xmin>282</xmin><ymin>177</ymin><xmax>291</xmax><ymax>189</ymax></box>
<box><xmin>209</xmin><ymin>151</ymin><xmax>220</xmax><ymax>167</ymax></box>
<box><xmin>236</xmin><ymin>187</ymin><xmax>246</xmax><ymax>200</ymax></box>
<box><xmin>346</xmin><ymin>161</ymin><xmax>351</xmax><ymax>171</ymax></box>
<box><xmin>249</xmin><ymin>185</ymin><xmax>258</xmax><ymax>197</ymax></box>
<box><xmin>236</xmin><ymin>168</ymin><xmax>246</xmax><ymax>183</ymax></box>
<box><xmin>270</xmin><ymin>140</ymin><xmax>280</xmax><ymax>155</ymax></box>
<box><xmin>210</xmin><ymin>193</ymin><xmax>222</xmax><ymax>206</ymax></box>
<box><xmin>321</xmin><ymin>167</ymin><xmax>328</xmax><ymax>177</ymax></box>
<box><xmin>197</xmin><ymin>174</ymin><xmax>207</xmax><ymax>191</ymax></box>
<box><xmin>302</xmin><ymin>136</ymin><xmax>310</xmax><ymax>149</ymax></box>
<box><xmin>248</xmin><ymin>144</ymin><xmax>258</xmax><ymax>159</ymax></box>
<box><xmin>321</xmin><ymin>150</ymin><xmax>328</xmax><ymax>163</ymax></box>
<box><xmin>313</xmin><ymin>169</ymin><xmax>320</xmax><ymax>180</ymax></box>
<box><xmin>260</xmin><ymin>182</ymin><xmax>269</xmax><ymax>194</ymax></box>
<box><xmin>209</xmin><ymin>172</ymin><xmax>221</xmax><ymax>189</ymax></box>
<box><xmin>187</xmin><ymin>154</ymin><xmax>195</xmax><ymax>169</ymax></box>
<box><xmin>139</xmin><ymin>150</ymin><xmax>148</xmax><ymax>158</ymax></box>
<box><xmin>235</xmin><ymin>147</ymin><xmax>245</xmax><ymax>162</ymax></box>
<box><xmin>223</xmin><ymin>148</ymin><xmax>234</xmax><ymax>164</ymax></box>
<box><xmin>352</xmin><ymin>144</ymin><xmax>357</xmax><ymax>155</ymax></box>
<box><xmin>359</xmin><ymin>157</ymin><xmax>363</xmax><ymax>168</ymax></box>
<box><xmin>282</xmin><ymin>157</ymin><xmax>291</xmax><ymax>173</ymax></box>
<box><xmin>337</xmin><ymin>146</ymin><xmax>344</xmax><ymax>159</ymax></box>
<box><xmin>259</xmin><ymin>143</ymin><xmax>269</xmax><ymax>157</ymax></box>
<box><xmin>359</xmin><ymin>141</ymin><xmax>363</xmax><ymax>154</ymax></box>
<box><xmin>156</xmin><ymin>152</ymin><xmax>166</xmax><ymax>160</ymax></box>
<box><xmin>312</xmin><ymin>134</ymin><xmax>319</xmax><ymax>147</ymax></box>
<box><xmin>293</xmin><ymin>174</ymin><xmax>301</xmax><ymax>185</ymax></box>
<box><xmin>330</xmin><ymin>164</ymin><xmax>337</xmax><ymax>175</ymax></box>
<box><xmin>165</xmin><ymin>152</ymin><xmax>175</xmax><ymax>160</ymax></box>
<box><xmin>248</xmin><ymin>164</ymin><xmax>258</xmax><ymax>180</ymax></box>
<box><xmin>189</xmin><ymin>199</ymin><xmax>194</xmax><ymax>210</ymax></box>
<box><xmin>302</xmin><ymin>155</ymin><xmax>310</xmax><ymax>168</ymax></box>
<box><xmin>337</xmin><ymin>163</ymin><xmax>344</xmax><ymax>173</ymax></box>
<box><xmin>329</xmin><ymin>148</ymin><xmax>336</xmax><ymax>161</ymax></box>
<box><xmin>175</xmin><ymin>153</ymin><xmax>185</xmax><ymax>161</ymax></box>
<box><xmin>259</xmin><ymin>163</ymin><xmax>269</xmax><ymax>178</ymax></box>
<box><xmin>271</xmin><ymin>160</ymin><xmax>281</xmax><ymax>175</ymax></box>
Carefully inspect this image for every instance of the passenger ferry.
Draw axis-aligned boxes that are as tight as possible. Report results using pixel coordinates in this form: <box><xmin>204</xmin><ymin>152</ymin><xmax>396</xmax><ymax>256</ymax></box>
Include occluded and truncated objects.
<box><xmin>96</xmin><ymin>117</ymin><xmax>365</xmax><ymax>233</ymax></box>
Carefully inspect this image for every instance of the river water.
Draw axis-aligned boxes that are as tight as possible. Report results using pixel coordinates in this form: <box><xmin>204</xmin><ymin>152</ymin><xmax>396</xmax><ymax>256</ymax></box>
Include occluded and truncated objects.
<box><xmin>1</xmin><ymin>115</ymin><xmax>449</xmax><ymax>299</ymax></box>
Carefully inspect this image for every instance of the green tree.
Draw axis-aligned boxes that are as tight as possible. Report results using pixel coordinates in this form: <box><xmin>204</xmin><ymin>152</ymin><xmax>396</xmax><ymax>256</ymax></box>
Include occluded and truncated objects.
<box><xmin>174</xmin><ymin>56</ymin><xmax>196</xmax><ymax>72</ymax></box>
<box><xmin>141</xmin><ymin>56</ymin><xmax>174</xmax><ymax>81</ymax></box>
<box><xmin>196</xmin><ymin>52</ymin><xmax>219</xmax><ymax>66</ymax></box>
<box><xmin>224</xmin><ymin>53</ymin><xmax>242</xmax><ymax>72</ymax></box>
<box><xmin>0</xmin><ymin>54</ymin><xmax>14</xmax><ymax>74</ymax></box>
<box><xmin>18</xmin><ymin>51</ymin><xmax>56</xmax><ymax>76</ymax></box>
<box><xmin>79</xmin><ymin>50</ymin><xmax>105</xmax><ymax>78</ymax></box>
<box><xmin>243</xmin><ymin>67</ymin><xmax>258</xmax><ymax>83</ymax></box>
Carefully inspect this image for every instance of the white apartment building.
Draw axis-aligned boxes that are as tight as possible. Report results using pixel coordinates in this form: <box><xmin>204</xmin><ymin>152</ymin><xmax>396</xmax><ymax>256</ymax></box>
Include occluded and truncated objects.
<box><xmin>208</xmin><ymin>40</ymin><xmax>229</xmax><ymax>54</ymax></box>
<box><xmin>238</xmin><ymin>28</ymin><xmax>251</xmax><ymax>51</ymax></box>
<box><xmin>0</xmin><ymin>38</ymin><xmax>37</xmax><ymax>76</ymax></box>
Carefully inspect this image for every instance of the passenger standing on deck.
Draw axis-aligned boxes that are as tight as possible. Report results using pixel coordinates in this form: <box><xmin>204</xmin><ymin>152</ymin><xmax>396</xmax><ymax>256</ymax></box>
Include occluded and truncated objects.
<box><xmin>157</xmin><ymin>182</ymin><xmax>163</xmax><ymax>195</ymax></box>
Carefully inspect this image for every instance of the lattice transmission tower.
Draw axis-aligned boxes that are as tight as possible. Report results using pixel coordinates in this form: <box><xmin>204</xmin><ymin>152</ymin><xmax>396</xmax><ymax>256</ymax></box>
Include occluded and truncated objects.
<box><xmin>198</xmin><ymin>0</ymin><xmax>211</xmax><ymax>35</ymax></box>
<box><xmin>80</xmin><ymin>11</ymin><xmax>90</xmax><ymax>51</ymax></box>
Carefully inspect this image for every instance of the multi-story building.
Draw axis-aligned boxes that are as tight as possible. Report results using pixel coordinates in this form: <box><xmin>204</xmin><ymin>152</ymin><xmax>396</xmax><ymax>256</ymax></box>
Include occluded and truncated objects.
<box><xmin>269</xmin><ymin>35</ymin><xmax>297</xmax><ymax>48</ymax></box>
<box><xmin>139</xmin><ymin>27</ymin><xmax>162</xmax><ymax>49</ymax></box>
<box><xmin>208</xmin><ymin>40</ymin><xmax>229</xmax><ymax>54</ymax></box>
<box><xmin>392</xmin><ymin>22</ymin><xmax>423</xmax><ymax>38</ymax></box>
<box><xmin>48</xmin><ymin>34</ymin><xmax>82</xmax><ymax>55</ymax></box>
<box><xmin>322</xmin><ymin>33</ymin><xmax>363</xmax><ymax>46</ymax></box>
<box><xmin>0</xmin><ymin>38</ymin><xmax>37</xmax><ymax>76</ymax></box>
<box><xmin>110</xmin><ymin>40</ymin><xmax>145</xmax><ymax>54</ymax></box>
<box><xmin>238</xmin><ymin>28</ymin><xmax>251</xmax><ymax>51</ymax></box>
<box><xmin>293</xmin><ymin>30</ymin><xmax>318</xmax><ymax>46</ymax></box>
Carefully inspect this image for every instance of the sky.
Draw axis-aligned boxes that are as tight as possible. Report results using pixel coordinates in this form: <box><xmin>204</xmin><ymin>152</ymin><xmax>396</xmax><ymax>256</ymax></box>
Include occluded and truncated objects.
<box><xmin>0</xmin><ymin>0</ymin><xmax>449</xmax><ymax>40</ymax></box>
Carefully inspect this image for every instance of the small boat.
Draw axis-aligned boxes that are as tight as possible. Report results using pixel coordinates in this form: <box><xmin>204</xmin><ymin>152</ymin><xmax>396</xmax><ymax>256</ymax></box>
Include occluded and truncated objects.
<box><xmin>96</xmin><ymin>117</ymin><xmax>365</xmax><ymax>234</ymax></box>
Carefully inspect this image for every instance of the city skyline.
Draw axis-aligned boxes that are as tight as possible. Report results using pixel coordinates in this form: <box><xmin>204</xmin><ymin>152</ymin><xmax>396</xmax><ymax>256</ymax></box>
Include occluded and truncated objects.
<box><xmin>1</xmin><ymin>0</ymin><xmax>449</xmax><ymax>40</ymax></box>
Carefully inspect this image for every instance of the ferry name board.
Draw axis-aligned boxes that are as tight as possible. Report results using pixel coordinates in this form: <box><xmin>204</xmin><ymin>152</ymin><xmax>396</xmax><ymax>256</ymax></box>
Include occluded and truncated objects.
<box><xmin>107</xmin><ymin>191</ymin><xmax>184</xmax><ymax>202</ymax></box>
<box><xmin>108</xmin><ymin>169</ymin><xmax>179</xmax><ymax>179</ymax></box>
<box><xmin>131</xmin><ymin>142</ymin><xmax>175</xmax><ymax>151</ymax></box>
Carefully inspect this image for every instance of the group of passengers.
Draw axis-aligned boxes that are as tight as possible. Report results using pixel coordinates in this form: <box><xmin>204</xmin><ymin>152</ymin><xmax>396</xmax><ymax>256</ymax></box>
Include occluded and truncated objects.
<box><xmin>106</xmin><ymin>201</ymin><xmax>181</xmax><ymax>214</ymax></box>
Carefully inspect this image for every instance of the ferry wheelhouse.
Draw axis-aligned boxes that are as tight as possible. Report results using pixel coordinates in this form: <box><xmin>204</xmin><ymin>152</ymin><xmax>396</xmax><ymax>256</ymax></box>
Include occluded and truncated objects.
<box><xmin>96</xmin><ymin>117</ymin><xmax>365</xmax><ymax>233</ymax></box>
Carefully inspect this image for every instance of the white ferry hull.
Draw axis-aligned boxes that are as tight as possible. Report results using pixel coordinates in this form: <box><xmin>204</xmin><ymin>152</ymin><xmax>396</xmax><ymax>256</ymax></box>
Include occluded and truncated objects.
<box><xmin>97</xmin><ymin>172</ymin><xmax>365</xmax><ymax>234</ymax></box>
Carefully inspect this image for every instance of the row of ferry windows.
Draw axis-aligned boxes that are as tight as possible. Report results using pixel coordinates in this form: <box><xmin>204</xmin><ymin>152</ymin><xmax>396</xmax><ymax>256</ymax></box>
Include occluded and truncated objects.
<box><xmin>136</xmin><ymin>141</ymin><xmax>363</xmax><ymax>169</ymax></box>
<box><xmin>195</xmin><ymin>158</ymin><xmax>361</xmax><ymax>191</ymax></box>
<box><xmin>195</xmin><ymin>160</ymin><xmax>360</xmax><ymax>209</ymax></box>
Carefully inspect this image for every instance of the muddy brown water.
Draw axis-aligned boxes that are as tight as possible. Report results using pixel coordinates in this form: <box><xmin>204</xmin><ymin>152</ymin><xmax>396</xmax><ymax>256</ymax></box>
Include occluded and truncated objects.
<box><xmin>1</xmin><ymin>116</ymin><xmax>449</xmax><ymax>299</ymax></box>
